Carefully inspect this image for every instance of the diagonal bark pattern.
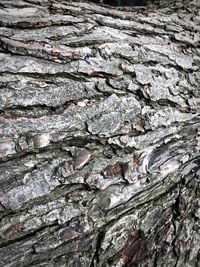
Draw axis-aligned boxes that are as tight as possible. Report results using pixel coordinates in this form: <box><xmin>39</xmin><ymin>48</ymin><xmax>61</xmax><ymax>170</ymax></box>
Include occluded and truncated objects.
<box><xmin>0</xmin><ymin>0</ymin><xmax>199</xmax><ymax>266</ymax></box>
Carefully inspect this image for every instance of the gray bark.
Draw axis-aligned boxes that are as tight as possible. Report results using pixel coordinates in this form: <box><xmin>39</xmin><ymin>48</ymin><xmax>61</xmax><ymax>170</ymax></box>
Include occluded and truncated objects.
<box><xmin>0</xmin><ymin>0</ymin><xmax>200</xmax><ymax>266</ymax></box>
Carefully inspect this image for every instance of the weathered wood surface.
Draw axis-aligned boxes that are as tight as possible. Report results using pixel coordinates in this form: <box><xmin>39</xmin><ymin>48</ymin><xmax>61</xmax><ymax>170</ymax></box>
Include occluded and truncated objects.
<box><xmin>0</xmin><ymin>0</ymin><xmax>200</xmax><ymax>266</ymax></box>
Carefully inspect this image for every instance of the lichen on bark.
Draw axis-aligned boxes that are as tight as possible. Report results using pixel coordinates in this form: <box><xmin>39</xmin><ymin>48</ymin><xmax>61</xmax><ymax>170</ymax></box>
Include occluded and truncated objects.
<box><xmin>0</xmin><ymin>0</ymin><xmax>200</xmax><ymax>266</ymax></box>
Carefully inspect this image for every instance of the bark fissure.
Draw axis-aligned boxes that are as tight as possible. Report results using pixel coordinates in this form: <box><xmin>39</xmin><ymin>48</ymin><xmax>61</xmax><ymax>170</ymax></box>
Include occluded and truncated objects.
<box><xmin>0</xmin><ymin>0</ymin><xmax>200</xmax><ymax>266</ymax></box>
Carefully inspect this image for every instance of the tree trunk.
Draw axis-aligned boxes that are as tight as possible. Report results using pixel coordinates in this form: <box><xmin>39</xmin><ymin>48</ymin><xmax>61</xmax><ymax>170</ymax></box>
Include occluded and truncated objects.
<box><xmin>0</xmin><ymin>0</ymin><xmax>199</xmax><ymax>266</ymax></box>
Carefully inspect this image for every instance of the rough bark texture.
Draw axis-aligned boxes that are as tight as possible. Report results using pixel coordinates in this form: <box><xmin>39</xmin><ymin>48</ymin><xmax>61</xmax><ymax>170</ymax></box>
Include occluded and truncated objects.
<box><xmin>0</xmin><ymin>0</ymin><xmax>200</xmax><ymax>266</ymax></box>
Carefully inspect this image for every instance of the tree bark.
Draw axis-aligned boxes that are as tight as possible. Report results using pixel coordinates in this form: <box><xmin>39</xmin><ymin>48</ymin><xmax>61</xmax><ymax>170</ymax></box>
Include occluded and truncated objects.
<box><xmin>0</xmin><ymin>0</ymin><xmax>200</xmax><ymax>266</ymax></box>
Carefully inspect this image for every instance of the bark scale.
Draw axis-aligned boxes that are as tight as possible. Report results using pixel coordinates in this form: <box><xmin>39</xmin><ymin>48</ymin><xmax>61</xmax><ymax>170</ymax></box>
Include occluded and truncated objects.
<box><xmin>0</xmin><ymin>0</ymin><xmax>199</xmax><ymax>266</ymax></box>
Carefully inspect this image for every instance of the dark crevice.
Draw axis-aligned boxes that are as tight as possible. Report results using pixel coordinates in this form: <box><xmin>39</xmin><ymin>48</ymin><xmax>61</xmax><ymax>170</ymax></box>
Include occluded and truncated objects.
<box><xmin>2</xmin><ymin>96</ymin><xmax>93</xmax><ymax>118</ymax></box>
<box><xmin>0</xmin><ymin>72</ymin><xmax>88</xmax><ymax>82</ymax></box>
<box><xmin>91</xmin><ymin>0</ymin><xmax>151</xmax><ymax>6</ymax></box>
<box><xmin>0</xmin><ymin>220</ymin><xmax>59</xmax><ymax>249</ymax></box>
<box><xmin>171</xmin><ymin>192</ymin><xmax>181</xmax><ymax>260</ymax></box>
<box><xmin>90</xmin><ymin>231</ymin><xmax>105</xmax><ymax>267</ymax></box>
<box><xmin>194</xmin><ymin>250</ymin><xmax>200</xmax><ymax>267</ymax></box>
<box><xmin>135</xmin><ymin>88</ymin><xmax>151</xmax><ymax>105</ymax></box>
<box><xmin>153</xmin><ymin>249</ymin><xmax>159</xmax><ymax>267</ymax></box>
<box><xmin>190</xmin><ymin>211</ymin><xmax>198</xmax><ymax>222</ymax></box>
<box><xmin>106</xmin><ymin>250</ymin><xmax>123</xmax><ymax>265</ymax></box>
<box><xmin>157</xmin><ymin>99</ymin><xmax>179</xmax><ymax>108</ymax></box>
<box><xmin>0</xmin><ymin>135</ymin><xmax>104</xmax><ymax>163</ymax></box>
<box><xmin>0</xmin><ymin>207</ymin><xmax>19</xmax><ymax>222</ymax></box>
<box><xmin>172</xmin><ymin>194</ymin><xmax>181</xmax><ymax>220</ymax></box>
